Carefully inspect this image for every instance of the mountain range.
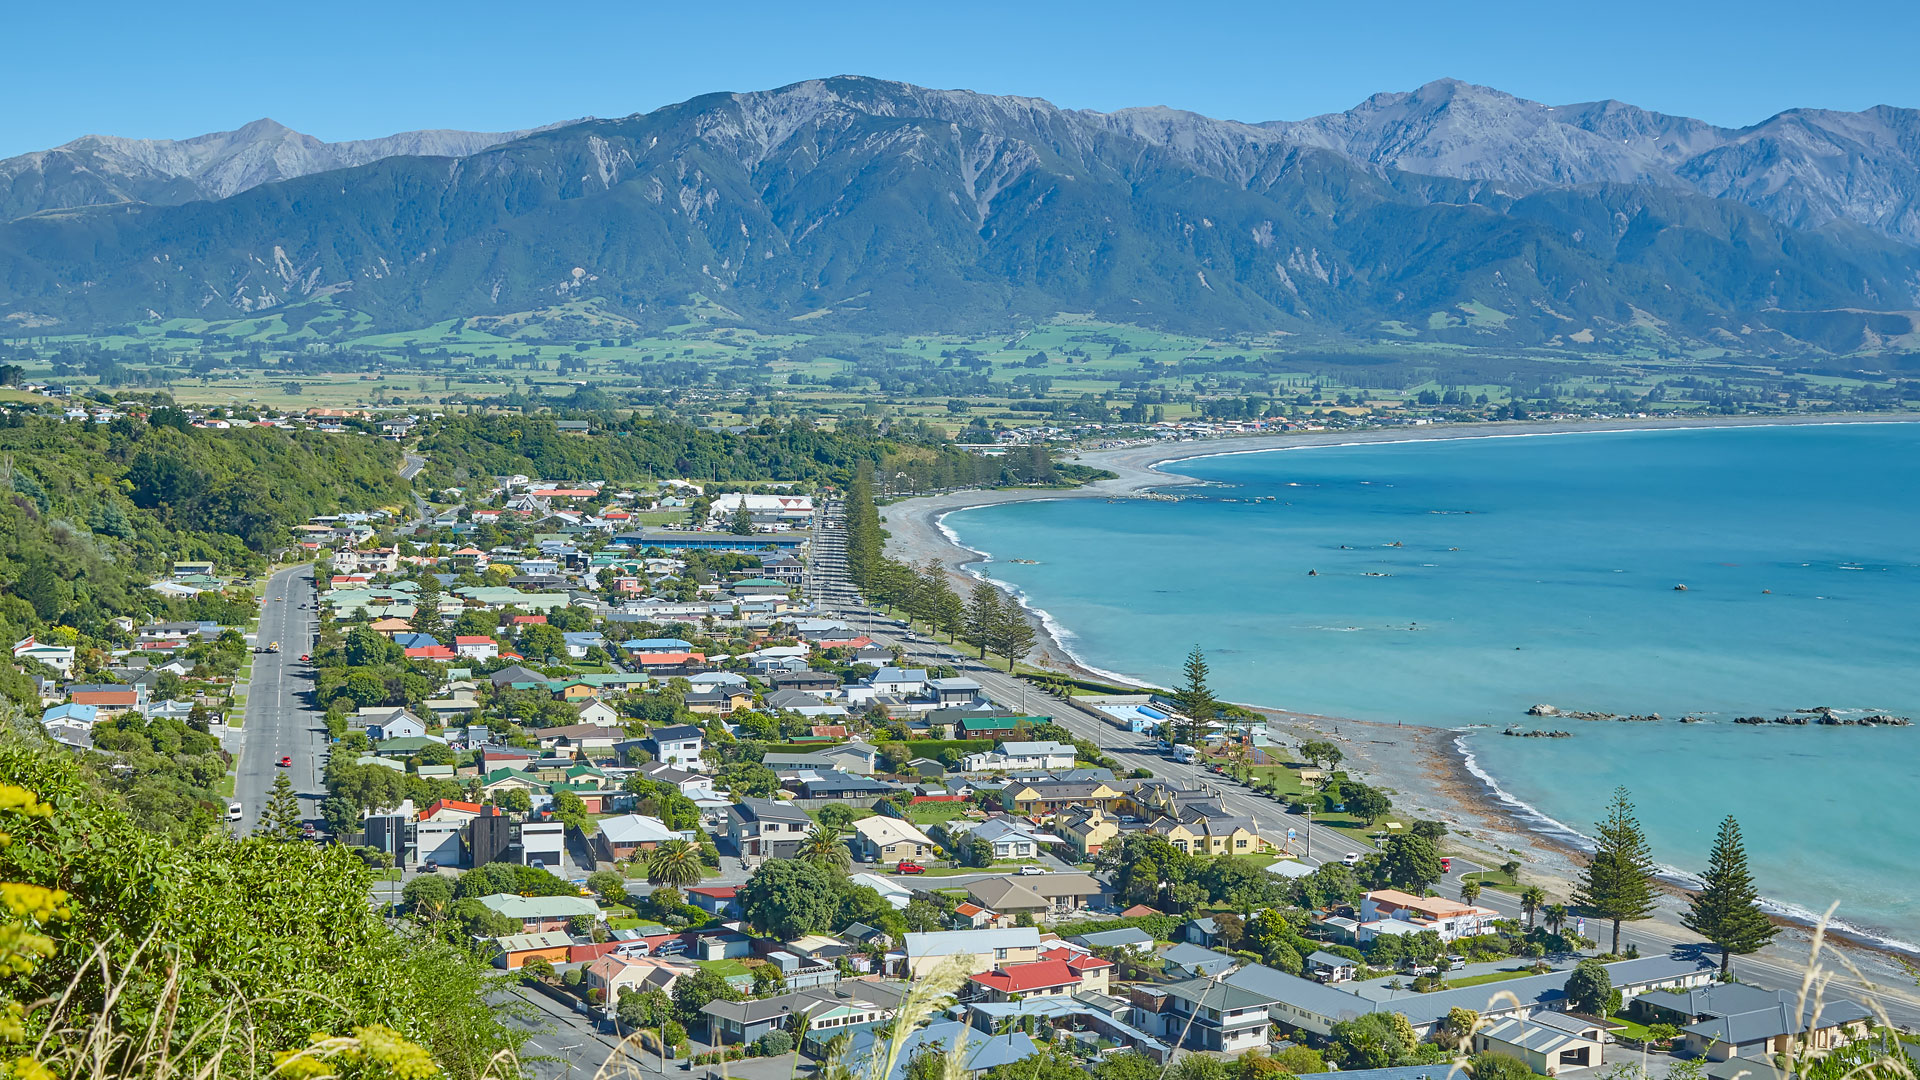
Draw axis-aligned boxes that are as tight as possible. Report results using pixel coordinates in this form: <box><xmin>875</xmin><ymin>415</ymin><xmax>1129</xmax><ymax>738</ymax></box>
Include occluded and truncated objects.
<box><xmin>2</xmin><ymin>77</ymin><xmax>1917</xmax><ymax>354</ymax></box>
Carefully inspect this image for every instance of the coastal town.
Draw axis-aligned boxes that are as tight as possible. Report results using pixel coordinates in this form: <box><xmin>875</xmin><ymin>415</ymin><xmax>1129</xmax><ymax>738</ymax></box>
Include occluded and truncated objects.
<box><xmin>18</xmin><ymin>420</ymin><xmax>1910</xmax><ymax>1080</ymax></box>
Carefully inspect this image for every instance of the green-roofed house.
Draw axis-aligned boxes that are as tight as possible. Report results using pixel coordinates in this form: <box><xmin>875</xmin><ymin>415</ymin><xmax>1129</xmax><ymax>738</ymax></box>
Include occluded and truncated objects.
<box><xmin>957</xmin><ymin>715</ymin><xmax>1050</xmax><ymax>738</ymax></box>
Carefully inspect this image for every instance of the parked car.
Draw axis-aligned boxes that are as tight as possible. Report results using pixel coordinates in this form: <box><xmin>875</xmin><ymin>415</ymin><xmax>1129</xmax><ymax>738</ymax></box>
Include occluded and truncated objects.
<box><xmin>424</xmin><ymin>859</ymin><xmax>438</xmax><ymax>872</ymax></box>
<box><xmin>227</xmin><ymin>802</ymin><xmax>243</xmax><ymax>822</ymax></box>
<box><xmin>1018</xmin><ymin>865</ymin><xmax>1047</xmax><ymax>876</ymax></box>
<box><xmin>895</xmin><ymin>861</ymin><xmax>926</xmax><ymax>875</ymax></box>
<box><xmin>1439</xmin><ymin>857</ymin><xmax>1452</xmax><ymax>873</ymax></box>
<box><xmin>1447</xmin><ymin>955</ymin><xmax>1468</xmax><ymax>970</ymax></box>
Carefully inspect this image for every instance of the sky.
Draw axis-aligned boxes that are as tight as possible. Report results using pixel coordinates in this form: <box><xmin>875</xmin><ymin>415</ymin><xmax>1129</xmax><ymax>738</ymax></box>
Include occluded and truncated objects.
<box><xmin>5</xmin><ymin>0</ymin><xmax>1918</xmax><ymax>158</ymax></box>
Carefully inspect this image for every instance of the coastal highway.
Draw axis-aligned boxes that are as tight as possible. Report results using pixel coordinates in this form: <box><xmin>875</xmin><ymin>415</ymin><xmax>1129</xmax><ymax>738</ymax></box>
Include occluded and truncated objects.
<box><xmin>232</xmin><ymin>565</ymin><xmax>325</xmax><ymax>835</ymax></box>
<box><xmin>816</xmin><ymin>508</ymin><xmax>1920</xmax><ymax>1029</ymax></box>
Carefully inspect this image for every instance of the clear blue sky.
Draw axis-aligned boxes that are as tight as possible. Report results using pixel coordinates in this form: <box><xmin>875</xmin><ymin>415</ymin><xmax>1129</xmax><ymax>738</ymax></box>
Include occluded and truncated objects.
<box><xmin>6</xmin><ymin>0</ymin><xmax>1917</xmax><ymax>157</ymax></box>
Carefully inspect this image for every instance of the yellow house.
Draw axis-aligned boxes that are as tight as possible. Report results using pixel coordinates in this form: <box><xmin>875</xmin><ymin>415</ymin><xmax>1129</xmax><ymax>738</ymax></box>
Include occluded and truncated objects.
<box><xmin>1057</xmin><ymin>807</ymin><xmax>1120</xmax><ymax>859</ymax></box>
<box><xmin>1147</xmin><ymin>810</ymin><xmax>1266</xmax><ymax>857</ymax></box>
<box><xmin>558</xmin><ymin>682</ymin><xmax>600</xmax><ymax>701</ymax></box>
<box><xmin>686</xmin><ymin>688</ymin><xmax>753</xmax><ymax>715</ymax></box>
<box><xmin>1001</xmin><ymin>780</ymin><xmax>1127</xmax><ymax>817</ymax></box>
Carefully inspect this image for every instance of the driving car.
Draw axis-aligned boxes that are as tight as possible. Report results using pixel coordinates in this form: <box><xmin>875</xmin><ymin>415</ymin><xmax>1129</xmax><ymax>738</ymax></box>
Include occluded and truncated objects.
<box><xmin>1342</xmin><ymin>852</ymin><xmax>1362</xmax><ymax>866</ymax></box>
<box><xmin>276</xmin><ymin>756</ymin><xmax>292</xmax><ymax>768</ymax></box>
<box><xmin>227</xmin><ymin>802</ymin><xmax>243</xmax><ymax>821</ymax></box>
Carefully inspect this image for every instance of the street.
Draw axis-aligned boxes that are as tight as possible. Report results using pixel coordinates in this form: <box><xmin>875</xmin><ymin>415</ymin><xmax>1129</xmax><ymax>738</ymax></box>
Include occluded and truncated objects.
<box><xmin>811</xmin><ymin>501</ymin><xmax>1920</xmax><ymax>1029</ymax></box>
<box><xmin>232</xmin><ymin>564</ymin><xmax>325</xmax><ymax>834</ymax></box>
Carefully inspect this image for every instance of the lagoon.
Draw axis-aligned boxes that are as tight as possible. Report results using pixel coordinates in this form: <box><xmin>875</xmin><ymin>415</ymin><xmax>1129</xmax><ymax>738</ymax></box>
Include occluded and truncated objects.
<box><xmin>942</xmin><ymin>423</ymin><xmax>1920</xmax><ymax>944</ymax></box>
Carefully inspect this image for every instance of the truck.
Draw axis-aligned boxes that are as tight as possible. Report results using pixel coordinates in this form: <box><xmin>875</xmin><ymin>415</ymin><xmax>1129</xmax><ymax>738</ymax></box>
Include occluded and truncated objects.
<box><xmin>1171</xmin><ymin>744</ymin><xmax>1199</xmax><ymax>764</ymax></box>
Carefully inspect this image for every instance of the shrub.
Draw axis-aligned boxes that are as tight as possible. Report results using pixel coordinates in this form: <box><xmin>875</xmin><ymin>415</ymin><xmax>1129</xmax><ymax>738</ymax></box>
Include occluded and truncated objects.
<box><xmin>755</xmin><ymin>1030</ymin><xmax>794</xmax><ymax>1056</ymax></box>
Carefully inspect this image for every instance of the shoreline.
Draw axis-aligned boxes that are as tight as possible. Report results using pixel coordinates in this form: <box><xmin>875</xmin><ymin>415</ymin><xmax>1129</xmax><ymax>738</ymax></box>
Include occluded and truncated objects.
<box><xmin>878</xmin><ymin>411</ymin><xmax>1920</xmax><ymax>982</ymax></box>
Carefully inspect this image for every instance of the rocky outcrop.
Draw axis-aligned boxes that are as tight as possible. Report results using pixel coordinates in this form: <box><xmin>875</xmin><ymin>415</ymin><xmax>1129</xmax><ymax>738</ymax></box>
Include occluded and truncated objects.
<box><xmin>1504</xmin><ymin>727</ymin><xmax>1571</xmax><ymax>738</ymax></box>
<box><xmin>1522</xmin><ymin>706</ymin><xmax>1909</xmax><ymax>727</ymax></box>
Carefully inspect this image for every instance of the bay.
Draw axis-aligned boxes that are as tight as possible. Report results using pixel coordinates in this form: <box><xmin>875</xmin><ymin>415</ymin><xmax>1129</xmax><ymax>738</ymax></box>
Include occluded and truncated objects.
<box><xmin>941</xmin><ymin>423</ymin><xmax>1920</xmax><ymax>943</ymax></box>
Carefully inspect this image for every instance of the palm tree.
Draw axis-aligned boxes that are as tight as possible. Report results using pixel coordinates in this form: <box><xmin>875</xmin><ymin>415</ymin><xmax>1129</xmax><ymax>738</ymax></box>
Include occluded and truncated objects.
<box><xmin>1459</xmin><ymin>880</ymin><xmax>1482</xmax><ymax>906</ymax></box>
<box><xmin>1543</xmin><ymin>903</ymin><xmax>1568</xmax><ymax>936</ymax></box>
<box><xmin>799</xmin><ymin>824</ymin><xmax>852</xmax><ymax>875</ymax></box>
<box><xmin>646</xmin><ymin>838</ymin><xmax>703</xmax><ymax>887</ymax></box>
<box><xmin>1521</xmin><ymin>886</ymin><xmax>1546</xmax><ymax>929</ymax></box>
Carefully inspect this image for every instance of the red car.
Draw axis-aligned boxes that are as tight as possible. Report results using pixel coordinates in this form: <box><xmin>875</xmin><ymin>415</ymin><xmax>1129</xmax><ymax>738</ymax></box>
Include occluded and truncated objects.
<box><xmin>277</xmin><ymin>756</ymin><xmax>293</xmax><ymax>768</ymax></box>
<box><xmin>895</xmin><ymin>861</ymin><xmax>926</xmax><ymax>875</ymax></box>
<box><xmin>1439</xmin><ymin>857</ymin><xmax>1452</xmax><ymax>873</ymax></box>
<box><xmin>299</xmin><ymin>654</ymin><xmax>311</xmax><ymax>663</ymax></box>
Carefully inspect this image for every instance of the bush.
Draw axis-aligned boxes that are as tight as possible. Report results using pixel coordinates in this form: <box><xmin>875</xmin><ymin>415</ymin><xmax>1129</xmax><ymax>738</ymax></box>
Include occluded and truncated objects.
<box><xmin>562</xmin><ymin>967</ymin><xmax>584</xmax><ymax>987</ymax></box>
<box><xmin>754</xmin><ymin>1030</ymin><xmax>794</xmax><ymax>1057</ymax></box>
<box><xmin>1468</xmin><ymin>1053</ymin><xmax>1534</xmax><ymax>1080</ymax></box>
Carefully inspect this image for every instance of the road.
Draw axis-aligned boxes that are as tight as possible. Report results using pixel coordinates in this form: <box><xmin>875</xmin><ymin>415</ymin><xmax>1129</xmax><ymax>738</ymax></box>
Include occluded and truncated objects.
<box><xmin>400</xmin><ymin>452</ymin><xmax>429</xmax><ymax>481</ymax></box>
<box><xmin>232</xmin><ymin>565</ymin><xmax>325</xmax><ymax>835</ymax></box>
<box><xmin>506</xmin><ymin>986</ymin><xmax>666</xmax><ymax>1080</ymax></box>
<box><xmin>818</xmin><ymin>501</ymin><xmax>1920</xmax><ymax>1028</ymax></box>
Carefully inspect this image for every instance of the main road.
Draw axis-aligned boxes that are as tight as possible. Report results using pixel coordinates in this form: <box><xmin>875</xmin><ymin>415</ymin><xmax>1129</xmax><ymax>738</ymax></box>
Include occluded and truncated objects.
<box><xmin>811</xmin><ymin>501</ymin><xmax>1920</xmax><ymax>1028</ymax></box>
<box><xmin>232</xmin><ymin>564</ymin><xmax>326</xmax><ymax>834</ymax></box>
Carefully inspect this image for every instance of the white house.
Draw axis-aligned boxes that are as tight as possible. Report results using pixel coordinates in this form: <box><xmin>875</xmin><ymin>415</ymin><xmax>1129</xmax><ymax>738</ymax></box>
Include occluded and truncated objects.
<box><xmin>454</xmin><ymin>636</ymin><xmax>500</xmax><ymax>660</ymax></box>
<box><xmin>358</xmin><ymin>707</ymin><xmax>428</xmax><ymax>741</ymax></box>
<box><xmin>1359</xmin><ymin>890</ymin><xmax>1498</xmax><ymax>942</ymax></box>
<box><xmin>866</xmin><ymin>668</ymin><xmax>928</xmax><ymax>696</ymax></box>
<box><xmin>963</xmin><ymin>741</ymin><xmax>1077</xmax><ymax>772</ymax></box>
<box><xmin>645</xmin><ymin>724</ymin><xmax>705</xmax><ymax>769</ymax></box>
<box><xmin>574</xmin><ymin>700</ymin><xmax>622</xmax><ymax>728</ymax></box>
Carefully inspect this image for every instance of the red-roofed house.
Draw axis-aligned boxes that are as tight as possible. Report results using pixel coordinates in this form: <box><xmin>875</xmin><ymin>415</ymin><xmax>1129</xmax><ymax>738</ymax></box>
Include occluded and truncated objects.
<box><xmin>810</xmin><ymin>725</ymin><xmax>850</xmax><ymax>739</ymax></box>
<box><xmin>684</xmin><ymin>886</ymin><xmax>740</xmax><ymax>918</ymax></box>
<box><xmin>1119</xmin><ymin>904</ymin><xmax>1158</xmax><ymax>918</ymax></box>
<box><xmin>966</xmin><ymin>959</ymin><xmax>1082</xmax><ymax>1003</ymax></box>
<box><xmin>451</xmin><ymin>547</ymin><xmax>490</xmax><ymax>569</ymax></box>
<box><xmin>531</xmin><ymin>488</ymin><xmax>598</xmax><ymax>499</ymax></box>
<box><xmin>511</xmin><ymin>615</ymin><xmax>548</xmax><ymax>625</ymax></box>
<box><xmin>455</xmin><ymin>636</ymin><xmax>500</xmax><ymax>660</ymax></box>
<box><xmin>634</xmin><ymin>651</ymin><xmax>705</xmax><ymax>667</ymax></box>
<box><xmin>406</xmin><ymin>645</ymin><xmax>457</xmax><ymax>661</ymax></box>
<box><xmin>420</xmin><ymin>799</ymin><xmax>484</xmax><ymax>823</ymax></box>
<box><xmin>1038</xmin><ymin>945</ymin><xmax>1113</xmax><ymax>993</ymax></box>
<box><xmin>952</xmin><ymin>902</ymin><xmax>1003</xmax><ymax>930</ymax></box>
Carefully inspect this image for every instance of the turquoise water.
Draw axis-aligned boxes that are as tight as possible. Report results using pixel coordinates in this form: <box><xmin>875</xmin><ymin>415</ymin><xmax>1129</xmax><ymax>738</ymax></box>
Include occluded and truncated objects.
<box><xmin>942</xmin><ymin>424</ymin><xmax>1920</xmax><ymax>945</ymax></box>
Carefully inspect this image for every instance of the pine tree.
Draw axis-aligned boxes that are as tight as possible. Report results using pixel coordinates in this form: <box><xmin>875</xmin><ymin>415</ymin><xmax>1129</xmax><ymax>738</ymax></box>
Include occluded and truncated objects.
<box><xmin>964</xmin><ymin>583</ymin><xmax>1001</xmax><ymax>659</ymax></box>
<box><xmin>256</xmin><ymin>772</ymin><xmax>305</xmax><ymax>842</ymax></box>
<box><xmin>1681</xmin><ymin>816</ymin><xmax>1777</xmax><ymax>976</ymax></box>
<box><xmin>410</xmin><ymin>571</ymin><xmax>443</xmax><ymax>637</ymax></box>
<box><xmin>1172</xmin><ymin>646</ymin><xmax>1218</xmax><ymax>745</ymax></box>
<box><xmin>990</xmin><ymin>595</ymin><xmax>1037</xmax><ymax>673</ymax></box>
<box><xmin>1572</xmin><ymin>787</ymin><xmax>1657</xmax><ymax>955</ymax></box>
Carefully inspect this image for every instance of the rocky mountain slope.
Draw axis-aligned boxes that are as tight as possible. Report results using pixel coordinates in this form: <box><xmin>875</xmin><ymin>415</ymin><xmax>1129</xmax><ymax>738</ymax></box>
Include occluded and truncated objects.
<box><xmin>0</xmin><ymin>118</ymin><xmax>560</xmax><ymax>221</ymax></box>
<box><xmin>1</xmin><ymin>77</ymin><xmax>1916</xmax><ymax>352</ymax></box>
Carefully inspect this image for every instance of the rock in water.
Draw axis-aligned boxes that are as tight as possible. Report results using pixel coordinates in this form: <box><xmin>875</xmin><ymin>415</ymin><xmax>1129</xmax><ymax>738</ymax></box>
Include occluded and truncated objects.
<box><xmin>1526</xmin><ymin>704</ymin><xmax>1560</xmax><ymax>717</ymax></box>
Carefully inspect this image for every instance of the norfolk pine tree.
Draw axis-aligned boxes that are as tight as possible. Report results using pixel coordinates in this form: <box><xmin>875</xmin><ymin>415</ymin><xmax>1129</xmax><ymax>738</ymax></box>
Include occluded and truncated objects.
<box><xmin>1681</xmin><ymin>816</ymin><xmax>1777</xmax><ymax>976</ymax></box>
<box><xmin>991</xmin><ymin>595</ymin><xmax>1037</xmax><ymax>671</ymax></box>
<box><xmin>964</xmin><ymin>583</ymin><xmax>1001</xmax><ymax>658</ymax></box>
<box><xmin>1172</xmin><ymin>646</ymin><xmax>1218</xmax><ymax>746</ymax></box>
<box><xmin>1572</xmin><ymin>787</ymin><xmax>1657</xmax><ymax>955</ymax></box>
<box><xmin>256</xmin><ymin>771</ymin><xmax>306</xmax><ymax>841</ymax></box>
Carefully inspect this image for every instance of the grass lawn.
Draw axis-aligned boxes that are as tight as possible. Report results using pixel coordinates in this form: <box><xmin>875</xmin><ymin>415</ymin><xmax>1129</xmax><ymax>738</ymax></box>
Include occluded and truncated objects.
<box><xmin>904</xmin><ymin>802</ymin><xmax>977</xmax><ymax>825</ymax></box>
<box><xmin>1606</xmin><ymin>1013</ymin><xmax>1656</xmax><ymax>1041</ymax></box>
<box><xmin>1448</xmin><ymin>967</ymin><xmax>1541</xmax><ymax>989</ymax></box>
<box><xmin>696</xmin><ymin>959</ymin><xmax>753</xmax><ymax>979</ymax></box>
<box><xmin>369</xmin><ymin>868</ymin><xmax>402</xmax><ymax>881</ymax></box>
<box><xmin>908</xmin><ymin>861</ymin><xmax>1043</xmax><ymax>877</ymax></box>
<box><xmin>1461</xmin><ymin>868</ymin><xmax>1523</xmax><ymax>895</ymax></box>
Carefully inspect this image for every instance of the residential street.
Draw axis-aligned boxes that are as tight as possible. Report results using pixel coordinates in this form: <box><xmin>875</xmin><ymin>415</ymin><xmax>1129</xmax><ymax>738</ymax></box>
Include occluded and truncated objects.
<box><xmin>231</xmin><ymin>564</ymin><xmax>324</xmax><ymax>834</ymax></box>
<box><xmin>808</xmin><ymin>503</ymin><xmax>1920</xmax><ymax>1028</ymax></box>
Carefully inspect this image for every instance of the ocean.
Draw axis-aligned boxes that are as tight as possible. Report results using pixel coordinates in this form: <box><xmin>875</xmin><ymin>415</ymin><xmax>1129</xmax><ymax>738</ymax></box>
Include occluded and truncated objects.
<box><xmin>940</xmin><ymin>423</ymin><xmax>1920</xmax><ymax>946</ymax></box>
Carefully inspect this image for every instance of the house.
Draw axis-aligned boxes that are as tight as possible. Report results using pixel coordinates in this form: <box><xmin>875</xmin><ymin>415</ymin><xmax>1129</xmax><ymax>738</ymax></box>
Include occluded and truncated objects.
<box><xmin>454</xmin><ymin>636</ymin><xmax>500</xmax><ymax>660</ymax></box>
<box><xmin>41</xmin><ymin>703</ymin><xmax>99</xmax><ymax>728</ymax></box>
<box><xmin>536</xmin><ymin>724</ymin><xmax>622</xmax><ymax>754</ymax></box>
<box><xmin>573</xmin><ymin>700</ymin><xmax>622</xmax><ymax>727</ymax></box>
<box><xmin>952</xmin><ymin>902</ymin><xmax>1003</xmax><ymax>930</ymax></box>
<box><xmin>965</xmin><ymin>741</ymin><xmax>1077</xmax><ymax>772</ymax></box>
<box><xmin>926</xmin><ymin>677</ymin><xmax>984</xmax><ymax>707</ymax></box>
<box><xmin>490</xmin><ymin>931</ymin><xmax>575</xmax><ymax>970</ymax></box>
<box><xmin>1138</xmin><ymin>977</ymin><xmax>1273</xmax><ymax>1053</ymax></box>
<box><xmin>794</xmin><ymin>771</ymin><xmax>896</xmax><ymax>803</ymax></box>
<box><xmin>961</xmin><ymin>818</ymin><xmax>1045</xmax><ymax>861</ymax></box>
<box><xmin>966</xmin><ymin>959</ymin><xmax>1082</xmax><ymax>1003</ymax></box>
<box><xmin>903</xmin><ymin>927</ymin><xmax>1043</xmax><ymax>979</ymax></box>
<box><xmin>1633</xmin><ymin>983</ymin><xmax>1873</xmax><ymax>1063</ymax></box>
<box><xmin>583</xmin><ymin>954</ymin><xmax>693</xmax><ymax>1012</ymax></box>
<box><xmin>685</xmin><ymin>687</ymin><xmax>752</xmax><ymax>715</ymax></box>
<box><xmin>1146</xmin><ymin>806</ymin><xmax>1266</xmax><ymax>857</ymax></box>
<box><xmin>67</xmin><ymin>684</ymin><xmax>140</xmax><ymax>716</ymax></box>
<box><xmin>476</xmin><ymin>893</ymin><xmax>601</xmax><ymax>933</ymax></box>
<box><xmin>645</xmin><ymin>724</ymin><xmax>705</xmax><ymax>768</ymax></box>
<box><xmin>726</xmin><ymin>798</ymin><xmax>813</xmax><ymax>859</ymax></box>
<box><xmin>1472</xmin><ymin>1012</ymin><xmax>1609</xmax><ymax>1075</ymax></box>
<box><xmin>765</xmin><ymin>690</ymin><xmax>848</xmax><ymax>718</ymax></box>
<box><xmin>819</xmin><ymin>740</ymin><xmax>880</xmax><ymax>775</ymax></box>
<box><xmin>1162</xmin><ymin>942</ymin><xmax>1241</xmax><ymax>979</ymax></box>
<box><xmin>357</xmin><ymin>707</ymin><xmax>428</xmax><ymax>741</ymax></box>
<box><xmin>1001</xmin><ymin>779</ymin><xmax>1127</xmax><ymax>817</ymax></box>
<box><xmin>703</xmin><ymin>982</ymin><xmax>905</xmax><ymax>1047</ymax></box>
<box><xmin>1361</xmin><ymin>889</ymin><xmax>1498</xmax><ymax>941</ymax></box>
<box><xmin>772</xmin><ymin>670</ymin><xmax>840</xmax><ymax>694</ymax></box>
<box><xmin>1068</xmin><ymin>927</ymin><xmax>1156</xmax><ymax>955</ymax></box>
<box><xmin>594</xmin><ymin>815</ymin><xmax>678</xmax><ymax>862</ymax></box>
<box><xmin>13</xmin><ymin>637</ymin><xmax>76</xmax><ymax>677</ymax></box>
<box><xmin>852</xmin><ymin>816</ymin><xmax>936</xmax><ymax>864</ymax></box>
<box><xmin>1057</xmin><ymin>808</ymin><xmax>1120</xmax><ymax>859</ymax></box>
<box><xmin>1306</xmin><ymin>950</ymin><xmax>1360</xmax><ymax>984</ymax></box>
<box><xmin>849</xmin><ymin>873</ymin><xmax>914</xmax><ymax>911</ymax></box>
<box><xmin>966</xmin><ymin>873</ymin><xmax>1104</xmax><ymax>918</ymax></box>
<box><xmin>684</xmin><ymin>886</ymin><xmax>740</xmax><ymax>918</ymax></box>
<box><xmin>843</xmin><ymin>1020</ymin><xmax>1033</xmax><ymax>1080</ymax></box>
<box><xmin>866</xmin><ymin>668</ymin><xmax>928</xmax><ymax>696</ymax></box>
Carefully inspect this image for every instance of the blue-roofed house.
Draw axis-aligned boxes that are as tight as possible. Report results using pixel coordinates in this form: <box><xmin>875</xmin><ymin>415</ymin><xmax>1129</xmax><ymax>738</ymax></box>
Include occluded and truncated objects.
<box><xmin>1161</xmin><ymin>942</ymin><xmax>1240</xmax><ymax>978</ymax></box>
<box><xmin>392</xmin><ymin>632</ymin><xmax>440</xmax><ymax>650</ymax></box>
<box><xmin>42</xmin><ymin>703</ymin><xmax>98</xmax><ymax>726</ymax></box>
<box><xmin>1067</xmin><ymin>927</ymin><xmax>1155</xmax><ymax>955</ymax></box>
<box><xmin>624</xmin><ymin>638</ymin><xmax>694</xmax><ymax>651</ymax></box>
<box><xmin>845</xmin><ymin>1020</ymin><xmax>1033</xmax><ymax>1080</ymax></box>
<box><xmin>562</xmin><ymin>632</ymin><xmax>608</xmax><ymax>658</ymax></box>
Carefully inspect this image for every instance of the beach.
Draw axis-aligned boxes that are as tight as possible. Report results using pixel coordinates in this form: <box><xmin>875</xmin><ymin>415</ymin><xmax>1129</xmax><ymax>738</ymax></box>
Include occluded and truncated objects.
<box><xmin>879</xmin><ymin>411</ymin><xmax>1920</xmax><ymax>994</ymax></box>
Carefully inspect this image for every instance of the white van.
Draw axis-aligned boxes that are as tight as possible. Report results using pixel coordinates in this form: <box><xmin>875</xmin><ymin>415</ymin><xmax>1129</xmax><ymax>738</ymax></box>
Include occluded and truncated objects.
<box><xmin>227</xmin><ymin>802</ymin><xmax>244</xmax><ymax>822</ymax></box>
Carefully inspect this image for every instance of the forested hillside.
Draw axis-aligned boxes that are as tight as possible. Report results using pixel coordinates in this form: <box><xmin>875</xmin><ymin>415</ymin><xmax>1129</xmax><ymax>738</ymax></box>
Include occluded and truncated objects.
<box><xmin>0</xmin><ymin>411</ymin><xmax>409</xmax><ymax>640</ymax></box>
<box><xmin>417</xmin><ymin>414</ymin><xmax>1097</xmax><ymax>492</ymax></box>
